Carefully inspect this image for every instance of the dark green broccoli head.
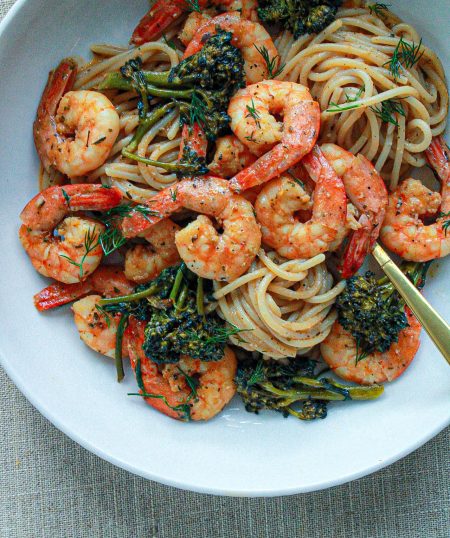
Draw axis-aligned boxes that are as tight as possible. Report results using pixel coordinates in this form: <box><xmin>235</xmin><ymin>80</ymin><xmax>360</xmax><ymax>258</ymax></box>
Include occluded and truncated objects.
<box><xmin>235</xmin><ymin>358</ymin><xmax>329</xmax><ymax>420</ymax></box>
<box><xmin>258</xmin><ymin>0</ymin><xmax>342</xmax><ymax>38</ymax></box>
<box><xmin>179</xmin><ymin>87</ymin><xmax>233</xmax><ymax>141</ymax></box>
<box><xmin>335</xmin><ymin>271</ymin><xmax>409</xmax><ymax>361</ymax></box>
<box><xmin>169</xmin><ymin>30</ymin><xmax>245</xmax><ymax>92</ymax></box>
<box><xmin>336</xmin><ymin>263</ymin><xmax>432</xmax><ymax>361</ymax></box>
<box><xmin>142</xmin><ymin>304</ymin><xmax>230</xmax><ymax>364</ymax></box>
<box><xmin>298</xmin><ymin>398</ymin><xmax>328</xmax><ymax>420</ymax></box>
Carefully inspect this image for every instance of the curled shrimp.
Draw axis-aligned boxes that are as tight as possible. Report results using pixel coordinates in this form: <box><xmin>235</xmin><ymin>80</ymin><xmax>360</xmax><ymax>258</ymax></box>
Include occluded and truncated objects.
<box><xmin>127</xmin><ymin>318</ymin><xmax>237</xmax><ymax>421</ymax></box>
<box><xmin>33</xmin><ymin>265</ymin><xmax>134</xmax><ymax>311</ymax></box>
<box><xmin>124</xmin><ymin>219</ymin><xmax>181</xmax><ymax>284</ymax></box>
<box><xmin>255</xmin><ymin>147</ymin><xmax>346</xmax><ymax>259</ymax></box>
<box><xmin>228</xmin><ymin>81</ymin><xmax>320</xmax><ymax>192</ymax></box>
<box><xmin>208</xmin><ymin>134</ymin><xmax>256</xmax><ymax>178</ymax></box>
<box><xmin>314</xmin><ymin>144</ymin><xmax>388</xmax><ymax>277</ymax></box>
<box><xmin>380</xmin><ymin>137</ymin><xmax>450</xmax><ymax>261</ymax></box>
<box><xmin>34</xmin><ymin>59</ymin><xmax>120</xmax><ymax>178</ymax></box>
<box><xmin>321</xmin><ymin>309</ymin><xmax>421</xmax><ymax>385</ymax></box>
<box><xmin>173</xmin><ymin>177</ymin><xmax>261</xmax><ymax>281</ymax></box>
<box><xmin>183</xmin><ymin>12</ymin><xmax>278</xmax><ymax>84</ymax></box>
<box><xmin>120</xmin><ymin>176</ymin><xmax>261</xmax><ymax>281</ymax></box>
<box><xmin>72</xmin><ymin>295</ymin><xmax>130</xmax><ymax>360</ymax></box>
<box><xmin>131</xmin><ymin>0</ymin><xmax>259</xmax><ymax>45</ymax></box>
<box><xmin>19</xmin><ymin>185</ymin><xmax>122</xmax><ymax>284</ymax></box>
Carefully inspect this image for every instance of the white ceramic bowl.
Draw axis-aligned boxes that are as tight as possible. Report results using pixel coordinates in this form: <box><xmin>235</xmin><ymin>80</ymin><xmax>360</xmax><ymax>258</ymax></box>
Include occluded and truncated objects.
<box><xmin>0</xmin><ymin>0</ymin><xmax>449</xmax><ymax>497</ymax></box>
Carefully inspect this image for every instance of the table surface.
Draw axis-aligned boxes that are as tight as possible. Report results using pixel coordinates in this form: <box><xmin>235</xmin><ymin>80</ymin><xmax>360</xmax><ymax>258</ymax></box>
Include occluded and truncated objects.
<box><xmin>1</xmin><ymin>1</ymin><xmax>449</xmax><ymax>536</ymax></box>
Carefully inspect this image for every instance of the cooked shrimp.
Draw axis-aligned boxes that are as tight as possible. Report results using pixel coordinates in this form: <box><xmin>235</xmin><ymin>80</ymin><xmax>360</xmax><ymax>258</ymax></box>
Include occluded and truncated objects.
<box><xmin>125</xmin><ymin>219</ymin><xmax>181</xmax><ymax>284</ymax></box>
<box><xmin>34</xmin><ymin>59</ymin><xmax>119</xmax><ymax>178</ymax></box>
<box><xmin>321</xmin><ymin>309</ymin><xmax>421</xmax><ymax>385</ymax></box>
<box><xmin>255</xmin><ymin>147</ymin><xmax>346</xmax><ymax>258</ymax></box>
<box><xmin>179</xmin><ymin>11</ymin><xmax>213</xmax><ymax>47</ymax></box>
<box><xmin>183</xmin><ymin>12</ymin><xmax>278</xmax><ymax>84</ymax></box>
<box><xmin>314</xmin><ymin>144</ymin><xmax>388</xmax><ymax>277</ymax></box>
<box><xmin>132</xmin><ymin>0</ymin><xmax>259</xmax><ymax>44</ymax></box>
<box><xmin>208</xmin><ymin>135</ymin><xmax>256</xmax><ymax>178</ymax></box>
<box><xmin>380</xmin><ymin>137</ymin><xmax>450</xmax><ymax>261</ymax></box>
<box><xmin>19</xmin><ymin>185</ymin><xmax>122</xmax><ymax>284</ymax></box>
<box><xmin>72</xmin><ymin>295</ymin><xmax>129</xmax><ymax>359</ymax></box>
<box><xmin>228</xmin><ymin>81</ymin><xmax>320</xmax><ymax>192</ymax></box>
<box><xmin>173</xmin><ymin>177</ymin><xmax>261</xmax><ymax>281</ymax></box>
<box><xmin>127</xmin><ymin>318</ymin><xmax>237</xmax><ymax>421</ymax></box>
<box><xmin>33</xmin><ymin>265</ymin><xmax>134</xmax><ymax>311</ymax></box>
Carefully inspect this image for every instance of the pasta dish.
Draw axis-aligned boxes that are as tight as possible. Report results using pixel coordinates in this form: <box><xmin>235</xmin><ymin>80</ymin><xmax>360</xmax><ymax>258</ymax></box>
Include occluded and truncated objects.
<box><xmin>19</xmin><ymin>1</ymin><xmax>449</xmax><ymax>422</ymax></box>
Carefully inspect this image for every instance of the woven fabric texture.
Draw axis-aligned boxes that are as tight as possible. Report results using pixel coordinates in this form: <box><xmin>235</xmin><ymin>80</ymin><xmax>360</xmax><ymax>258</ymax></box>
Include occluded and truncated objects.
<box><xmin>1</xmin><ymin>1</ymin><xmax>449</xmax><ymax>537</ymax></box>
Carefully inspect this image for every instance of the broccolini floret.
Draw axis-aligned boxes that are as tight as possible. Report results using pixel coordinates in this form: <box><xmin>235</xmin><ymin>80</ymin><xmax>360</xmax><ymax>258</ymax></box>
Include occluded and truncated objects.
<box><xmin>335</xmin><ymin>262</ymin><xmax>431</xmax><ymax>361</ymax></box>
<box><xmin>236</xmin><ymin>358</ymin><xmax>383</xmax><ymax>420</ymax></box>
<box><xmin>99</xmin><ymin>30</ymin><xmax>245</xmax><ymax>166</ymax></box>
<box><xmin>258</xmin><ymin>0</ymin><xmax>343</xmax><ymax>39</ymax></box>
<box><xmin>99</xmin><ymin>263</ymin><xmax>243</xmax><ymax>365</ymax></box>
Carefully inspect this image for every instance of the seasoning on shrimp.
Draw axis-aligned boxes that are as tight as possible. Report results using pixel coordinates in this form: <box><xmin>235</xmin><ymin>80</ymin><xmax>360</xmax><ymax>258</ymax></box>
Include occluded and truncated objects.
<box><xmin>228</xmin><ymin>81</ymin><xmax>320</xmax><ymax>191</ymax></box>
<box><xmin>34</xmin><ymin>59</ymin><xmax>119</xmax><ymax>178</ymax></box>
<box><xmin>19</xmin><ymin>185</ymin><xmax>122</xmax><ymax>283</ymax></box>
<box><xmin>380</xmin><ymin>137</ymin><xmax>450</xmax><ymax>262</ymax></box>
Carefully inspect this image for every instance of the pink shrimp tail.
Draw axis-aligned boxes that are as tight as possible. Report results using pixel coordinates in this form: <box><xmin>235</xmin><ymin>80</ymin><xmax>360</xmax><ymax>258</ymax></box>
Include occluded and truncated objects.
<box><xmin>131</xmin><ymin>0</ymin><xmax>209</xmax><ymax>44</ymax></box>
<box><xmin>33</xmin><ymin>58</ymin><xmax>78</xmax><ymax>172</ymax></box>
<box><xmin>34</xmin><ymin>281</ymin><xmax>93</xmax><ymax>311</ymax></box>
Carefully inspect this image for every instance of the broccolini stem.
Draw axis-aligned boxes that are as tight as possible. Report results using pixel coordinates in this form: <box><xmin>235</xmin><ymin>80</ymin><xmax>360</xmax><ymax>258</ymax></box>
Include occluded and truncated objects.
<box><xmin>99</xmin><ymin>73</ymin><xmax>193</xmax><ymax>98</ymax></box>
<box><xmin>260</xmin><ymin>381</ymin><xmax>383</xmax><ymax>401</ymax></box>
<box><xmin>126</xmin><ymin>102</ymin><xmax>176</xmax><ymax>153</ymax></box>
<box><xmin>115</xmin><ymin>314</ymin><xmax>129</xmax><ymax>382</ymax></box>
<box><xmin>122</xmin><ymin>148</ymin><xmax>203</xmax><ymax>174</ymax></box>
<box><xmin>196</xmin><ymin>277</ymin><xmax>204</xmax><ymax>317</ymax></box>
<box><xmin>169</xmin><ymin>264</ymin><xmax>186</xmax><ymax>303</ymax></box>
<box><xmin>175</xmin><ymin>283</ymin><xmax>189</xmax><ymax>312</ymax></box>
<box><xmin>98</xmin><ymin>284</ymin><xmax>159</xmax><ymax>306</ymax></box>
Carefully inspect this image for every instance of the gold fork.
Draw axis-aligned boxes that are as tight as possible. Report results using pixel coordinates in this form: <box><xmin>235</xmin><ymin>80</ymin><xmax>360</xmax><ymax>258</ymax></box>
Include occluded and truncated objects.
<box><xmin>372</xmin><ymin>244</ymin><xmax>450</xmax><ymax>365</ymax></box>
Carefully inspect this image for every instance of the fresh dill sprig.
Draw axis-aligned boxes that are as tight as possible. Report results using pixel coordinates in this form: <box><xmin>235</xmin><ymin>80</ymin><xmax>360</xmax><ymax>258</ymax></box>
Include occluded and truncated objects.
<box><xmin>189</xmin><ymin>90</ymin><xmax>207</xmax><ymax>130</ymax></box>
<box><xmin>129</xmin><ymin>358</ymin><xmax>193</xmax><ymax>420</ymax></box>
<box><xmin>95</xmin><ymin>203</ymin><xmax>161</xmax><ymax>256</ymax></box>
<box><xmin>185</xmin><ymin>0</ymin><xmax>201</xmax><ymax>13</ymax></box>
<box><xmin>246</xmin><ymin>360</ymin><xmax>265</xmax><ymax>387</ymax></box>
<box><xmin>254</xmin><ymin>45</ymin><xmax>285</xmax><ymax>79</ymax></box>
<box><xmin>367</xmin><ymin>3</ymin><xmax>391</xmax><ymax>16</ymax></box>
<box><xmin>385</xmin><ymin>37</ymin><xmax>424</xmax><ymax>80</ymax></box>
<box><xmin>162</xmin><ymin>33</ymin><xmax>176</xmax><ymax>50</ymax></box>
<box><xmin>177</xmin><ymin>366</ymin><xmax>199</xmax><ymax>398</ymax></box>
<box><xmin>170</xmin><ymin>187</ymin><xmax>178</xmax><ymax>202</ymax></box>
<box><xmin>186</xmin><ymin>323</ymin><xmax>250</xmax><ymax>354</ymax></box>
<box><xmin>326</xmin><ymin>85</ymin><xmax>365</xmax><ymax>113</ymax></box>
<box><xmin>370</xmin><ymin>98</ymin><xmax>405</xmax><ymax>126</ymax></box>
<box><xmin>439</xmin><ymin>211</ymin><xmax>450</xmax><ymax>236</ymax></box>
<box><xmin>99</xmin><ymin>227</ymin><xmax>127</xmax><ymax>256</ymax></box>
<box><xmin>246</xmin><ymin>98</ymin><xmax>261</xmax><ymax>128</ymax></box>
<box><xmin>287</xmin><ymin>170</ymin><xmax>305</xmax><ymax>188</ymax></box>
<box><xmin>60</xmin><ymin>226</ymin><xmax>100</xmax><ymax>279</ymax></box>
<box><xmin>61</xmin><ymin>188</ymin><xmax>71</xmax><ymax>206</ymax></box>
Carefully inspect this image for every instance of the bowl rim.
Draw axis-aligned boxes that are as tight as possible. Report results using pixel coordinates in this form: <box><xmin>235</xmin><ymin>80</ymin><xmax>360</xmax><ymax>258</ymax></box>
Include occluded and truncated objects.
<box><xmin>1</xmin><ymin>0</ymin><xmax>449</xmax><ymax>497</ymax></box>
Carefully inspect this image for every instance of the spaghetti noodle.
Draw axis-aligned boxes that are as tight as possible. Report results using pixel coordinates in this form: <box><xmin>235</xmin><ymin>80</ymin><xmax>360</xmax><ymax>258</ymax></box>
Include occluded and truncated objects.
<box><xmin>277</xmin><ymin>5</ymin><xmax>448</xmax><ymax>188</ymax></box>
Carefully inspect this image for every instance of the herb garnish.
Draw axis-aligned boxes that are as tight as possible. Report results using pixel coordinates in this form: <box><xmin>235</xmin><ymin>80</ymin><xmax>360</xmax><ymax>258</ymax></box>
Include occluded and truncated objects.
<box><xmin>254</xmin><ymin>45</ymin><xmax>286</xmax><ymax>79</ymax></box>
<box><xmin>370</xmin><ymin>98</ymin><xmax>405</xmax><ymax>126</ymax></box>
<box><xmin>439</xmin><ymin>211</ymin><xmax>450</xmax><ymax>236</ymax></box>
<box><xmin>246</xmin><ymin>98</ymin><xmax>261</xmax><ymax>128</ymax></box>
<box><xmin>385</xmin><ymin>37</ymin><xmax>424</xmax><ymax>80</ymax></box>
<box><xmin>60</xmin><ymin>226</ymin><xmax>100</xmax><ymax>279</ymax></box>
